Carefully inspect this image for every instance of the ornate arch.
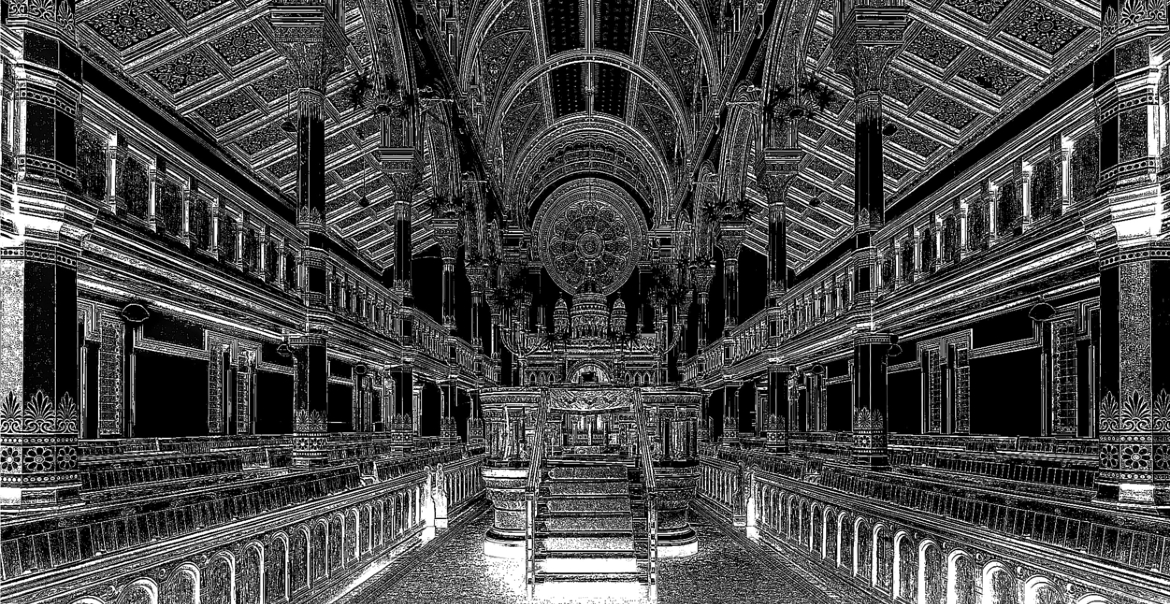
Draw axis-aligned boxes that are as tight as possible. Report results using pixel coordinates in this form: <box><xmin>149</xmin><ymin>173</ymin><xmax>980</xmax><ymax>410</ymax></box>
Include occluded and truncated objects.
<box><xmin>719</xmin><ymin>83</ymin><xmax>763</xmax><ymax>206</ymax></box>
<box><xmin>511</xmin><ymin>118</ymin><xmax>673</xmax><ymax>221</ymax></box>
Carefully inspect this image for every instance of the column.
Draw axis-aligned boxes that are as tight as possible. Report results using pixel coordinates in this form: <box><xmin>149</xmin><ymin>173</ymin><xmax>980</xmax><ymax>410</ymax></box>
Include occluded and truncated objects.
<box><xmin>180</xmin><ymin>177</ymin><xmax>193</xmax><ymax>246</ymax></box>
<box><xmin>147</xmin><ymin>156</ymin><xmax>163</xmax><ymax>231</ymax></box>
<box><xmin>760</xmin><ymin>150</ymin><xmax>800</xmax><ymax>346</ymax></box>
<box><xmin>257</xmin><ymin>228</ymin><xmax>268</xmax><ymax>282</ymax></box>
<box><xmin>434</xmin><ymin>215</ymin><xmax>459</xmax><ymax>328</ymax></box>
<box><xmin>766</xmin><ymin>362</ymin><xmax>793</xmax><ymax>451</ymax></box>
<box><xmin>271</xmin><ymin>1</ymin><xmax>344</xmax><ymax>466</ymax></box>
<box><xmin>1018</xmin><ymin>161</ymin><xmax>1033</xmax><ymax>229</ymax></box>
<box><xmin>693</xmin><ymin>261</ymin><xmax>716</xmax><ymax>349</ymax></box>
<box><xmin>2</xmin><ymin>4</ymin><xmax>93</xmax><ymax>509</ymax></box>
<box><xmin>717</xmin><ymin>223</ymin><xmax>746</xmax><ymax>330</ymax></box>
<box><xmin>754</xmin><ymin>381</ymin><xmax>766</xmax><ymax>436</ymax></box>
<box><xmin>985</xmin><ymin>180</ymin><xmax>999</xmax><ymax>245</ymax></box>
<box><xmin>832</xmin><ymin>0</ymin><xmax>908</xmax><ymax>310</ymax></box>
<box><xmin>851</xmin><ymin>333</ymin><xmax>894</xmax><ymax>469</ymax></box>
<box><xmin>391</xmin><ymin>357</ymin><xmax>416</xmax><ymax>454</ymax></box>
<box><xmin>721</xmin><ymin>381</ymin><xmax>739</xmax><ymax>444</ymax></box>
<box><xmin>1090</xmin><ymin>2</ymin><xmax>1170</xmax><ymax>506</ymax></box>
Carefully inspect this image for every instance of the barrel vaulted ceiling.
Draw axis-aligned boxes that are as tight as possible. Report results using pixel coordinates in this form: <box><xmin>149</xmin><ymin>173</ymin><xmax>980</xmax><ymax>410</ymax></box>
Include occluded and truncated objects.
<box><xmin>73</xmin><ymin>0</ymin><xmax>1100</xmax><ymax>275</ymax></box>
<box><xmin>454</xmin><ymin>0</ymin><xmax>718</xmax><ymax>223</ymax></box>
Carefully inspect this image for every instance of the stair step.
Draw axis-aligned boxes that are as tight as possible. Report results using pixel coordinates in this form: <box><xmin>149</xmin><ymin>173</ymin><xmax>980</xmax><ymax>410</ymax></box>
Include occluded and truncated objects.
<box><xmin>546</xmin><ymin>466</ymin><xmax>627</xmax><ymax>481</ymax></box>
<box><xmin>537</xmin><ymin>549</ymin><xmax>636</xmax><ymax>559</ymax></box>
<box><xmin>534</xmin><ymin>572</ymin><xmax>645</xmax><ymax>584</ymax></box>
<box><xmin>540</xmin><ymin>535</ymin><xmax>634</xmax><ymax>551</ymax></box>
<box><xmin>540</xmin><ymin>516</ymin><xmax>632</xmax><ymax>532</ymax></box>
<box><xmin>537</xmin><ymin>556</ymin><xmax>639</xmax><ymax>574</ymax></box>
<box><xmin>545</xmin><ymin>481</ymin><xmax>628</xmax><ymax>496</ymax></box>
<box><xmin>545</xmin><ymin>498</ymin><xmax>629</xmax><ymax>514</ymax></box>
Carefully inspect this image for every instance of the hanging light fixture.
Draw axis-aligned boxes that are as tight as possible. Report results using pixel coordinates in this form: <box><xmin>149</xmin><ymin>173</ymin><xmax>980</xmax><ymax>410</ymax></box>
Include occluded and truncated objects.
<box><xmin>357</xmin><ymin>173</ymin><xmax>370</xmax><ymax>208</ymax></box>
<box><xmin>280</xmin><ymin>88</ymin><xmax>297</xmax><ymax>133</ymax></box>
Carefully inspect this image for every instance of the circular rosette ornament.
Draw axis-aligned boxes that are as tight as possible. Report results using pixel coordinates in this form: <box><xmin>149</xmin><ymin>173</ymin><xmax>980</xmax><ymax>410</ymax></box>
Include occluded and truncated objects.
<box><xmin>536</xmin><ymin>193</ymin><xmax>645</xmax><ymax>295</ymax></box>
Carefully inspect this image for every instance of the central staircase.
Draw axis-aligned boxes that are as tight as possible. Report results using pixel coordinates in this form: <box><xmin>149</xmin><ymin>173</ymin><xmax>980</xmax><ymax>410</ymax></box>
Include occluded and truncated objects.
<box><xmin>531</xmin><ymin>456</ymin><xmax>650</xmax><ymax>584</ymax></box>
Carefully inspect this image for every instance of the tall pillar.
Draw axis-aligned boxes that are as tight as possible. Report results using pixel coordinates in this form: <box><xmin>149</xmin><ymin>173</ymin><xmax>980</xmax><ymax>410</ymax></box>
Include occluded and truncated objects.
<box><xmin>434</xmin><ymin>215</ymin><xmax>460</xmax><ymax>328</ymax></box>
<box><xmin>851</xmin><ymin>333</ymin><xmax>894</xmax><ymax>469</ymax></box>
<box><xmin>717</xmin><ymin>222</ymin><xmax>746</xmax><ymax>330</ymax></box>
<box><xmin>2</xmin><ymin>5</ymin><xmax>94</xmax><ymax>509</ymax></box>
<box><xmin>832</xmin><ymin>0</ymin><xmax>908</xmax><ymax>310</ymax></box>
<box><xmin>721</xmin><ymin>381</ymin><xmax>739</xmax><ymax>445</ymax></box>
<box><xmin>693</xmin><ymin>261</ymin><xmax>716</xmax><ymax>350</ymax></box>
<box><xmin>766</xmin><ymin>361</ymin><xmax>793</xmax><ymax>452</ymax></box>
<box><xmin>1088</xmin><ymin>3</ymin><xmax>1170</xmax><ymax>506</ymax></box>
<box><xmin>831</xmin><ymin>5</ymin><xmax>906</xmax><ymax>470</ymax></box>
<box><xmin>760</xmin><ymin>150</ymin><xmax>800</xmax><ymax>346</ymax></box>
<box><xmin>271</xmin><ymin>1</ymin><xmax>344</xmax><ymax>466</ymax></box>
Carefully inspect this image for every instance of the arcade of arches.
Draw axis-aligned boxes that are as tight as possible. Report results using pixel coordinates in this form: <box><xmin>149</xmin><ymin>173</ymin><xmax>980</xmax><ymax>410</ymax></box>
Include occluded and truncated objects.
<box><xmin>1</xmin><ymin>0</ymin><xmax>1167</xmax><ymax>602</ymax></box>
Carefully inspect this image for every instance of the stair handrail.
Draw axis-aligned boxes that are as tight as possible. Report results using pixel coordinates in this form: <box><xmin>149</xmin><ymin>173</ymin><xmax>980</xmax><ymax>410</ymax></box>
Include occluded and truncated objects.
<box><xmin>632</xmin><ymin>389</ymin><xmax>658</xmax><ymax>590</ymax></box>
<box><xmin>524</xmin><ymin>389</ymin><xmax>549</xmax><ymax>586</ymax></box>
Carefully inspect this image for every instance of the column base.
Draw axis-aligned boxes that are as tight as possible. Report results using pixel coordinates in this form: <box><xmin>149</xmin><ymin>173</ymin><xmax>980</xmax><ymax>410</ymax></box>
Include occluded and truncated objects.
<box><xmin>1094</xmin><ymin>480</ymin><xmax>1170</xmax><ymax>508</ymax></box>
<box><xmin>0</xmin><ymin>486</ymin><xmax>83</xmax><ymax>514</ymax></box>
<box><xmin>292</xmin><ymin>432</ymin><xmax>329</xmax><ymax>467</ymax></box>
<box><xmin>850</xmin><ymin>451</ymin><xmax>891</xmax><ymax>470</ymax></box>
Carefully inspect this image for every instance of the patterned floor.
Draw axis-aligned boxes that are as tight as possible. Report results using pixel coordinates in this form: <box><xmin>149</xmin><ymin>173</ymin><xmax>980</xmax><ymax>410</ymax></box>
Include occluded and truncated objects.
<box><xmin>337</xmin><ymin>506</ymin><xmax>877</xmax><ymax>604</ymax></box>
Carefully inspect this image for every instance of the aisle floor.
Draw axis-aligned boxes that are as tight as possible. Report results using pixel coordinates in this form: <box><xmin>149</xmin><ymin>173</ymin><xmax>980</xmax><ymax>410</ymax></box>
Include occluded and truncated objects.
<box><xmin>336</xmin><ymin>507</ymin><xmax>878</xmax><ymax>604</ymax></box>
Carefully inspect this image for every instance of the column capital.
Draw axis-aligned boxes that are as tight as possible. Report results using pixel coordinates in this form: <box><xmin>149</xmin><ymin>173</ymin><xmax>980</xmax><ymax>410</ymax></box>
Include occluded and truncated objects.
<box><xmin>268</xmin><ymin>3</ymin><xmax>347</xmax><ymax>92</ymax></box>
<box><xmin>829</xmin><ymin>2</ymin><xmax>910</xmax><ymax>96</ymax></box>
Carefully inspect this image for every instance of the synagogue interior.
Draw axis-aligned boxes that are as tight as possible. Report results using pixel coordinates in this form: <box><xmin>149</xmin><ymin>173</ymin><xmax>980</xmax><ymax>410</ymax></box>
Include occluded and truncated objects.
<box><xmin>1</xmin><ymin>0</ymin><xmax>1168</xmax><ymax>602</ymax></box>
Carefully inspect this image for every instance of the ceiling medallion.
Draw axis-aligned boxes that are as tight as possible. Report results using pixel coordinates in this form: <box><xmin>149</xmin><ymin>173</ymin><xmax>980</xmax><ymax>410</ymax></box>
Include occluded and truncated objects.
<box><xmin>535</xmin><ymin>184</ymin><xmax>646</xmax><ymax>296</ymax></box>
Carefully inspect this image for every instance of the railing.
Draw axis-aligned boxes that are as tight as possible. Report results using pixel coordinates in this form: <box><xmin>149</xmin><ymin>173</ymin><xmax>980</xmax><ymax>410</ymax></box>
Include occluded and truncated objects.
<box><xmin>633</xmin><ymin>390</ymin><xmax>658</xmax><ymax>589</ymax></box>
<box><xmin>523</xmin><ymin>392</ymin><xmax>549</xmax><ymax>586</ymax></box>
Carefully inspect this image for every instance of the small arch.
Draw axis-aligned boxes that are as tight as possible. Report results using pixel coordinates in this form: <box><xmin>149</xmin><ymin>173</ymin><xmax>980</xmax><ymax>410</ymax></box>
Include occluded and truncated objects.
<box><xmin>116</xmin><ymin>579</ymin><xmax>159</xmax><ymax>604</ymax></box>
<box><xmin>160</xmin><ymin>563</ymin><xmax>199</xmax><ymax>604</ymax></box>
<box><xmin>981</xmin><ymin>561</ymin><xmax>1018</xmax><ymax>604</ymax></box>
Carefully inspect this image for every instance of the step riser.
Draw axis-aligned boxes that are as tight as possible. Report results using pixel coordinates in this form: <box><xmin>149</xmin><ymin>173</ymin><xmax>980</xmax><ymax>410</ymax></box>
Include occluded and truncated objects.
<box><xmin>541</xmin><ymin>536</ymin><xmax>634</xmax><ymax>551</ymax></box>
<box><xmin>537</xmin><ymin>558</ymin><xmax>638</xmax><ymax>574</ymax></box>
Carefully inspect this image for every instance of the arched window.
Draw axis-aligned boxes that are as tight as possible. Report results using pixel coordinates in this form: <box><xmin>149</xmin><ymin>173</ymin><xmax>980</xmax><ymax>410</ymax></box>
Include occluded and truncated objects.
<box><xmin>900</xmin><ymin>237</ymin><xmax>914</xmax><ymax>283</ymax></box>
<box><xmin>968</xmin><ymin>196</ymin><xmax>989</xmax><ymax>252</ymax></box>
<box><xmin>121</xmin><ymin>154</ymin><xmax>149</xmax><ymax>219</ymax></box>
<box><xmin>1072</xmin><ymin>132</ymin><xmax>1099</xmax><ymax>206</ymax></box>
<box><xmin>191</xmin><ymin>197</ymin><xmax>211</xmax><ymax>250</ymax></box>
<box><xmin>159</xmin><ymin>179</ymin><xmax>183</xmax><ymax>235</ymax></box>
<box><xmin>77</xmin><ymin>129</ymin><xmax>107</xmax><ymax>202</ymax></box>
<box><xmin>943</xmin><ymin>215</ymin><xmax>958</xmax><ymax>263</ymax></box>
<box><xmin>286</xmin><ymin>251</ymin><xmax>299</xmax><ymax>289</ymax></box>
<box><xmin>921</xmin><ymin>226</ymin><xmax>936</xmax><ymax>270</ymax></box>
<box><xmin>881</xmin><ymin>249</ymin><xmax>895</xmax><ymax>291</ymax></box>
<box><xmin>244</xmin><ymin>227</ymin><xmax>260</xmax><ymax>273</ymax></box>
<box><xmin>1031</xmin><ymin>157</ymin><xmax>1058</xmax><ymax>218</ymax></box>
<box><xmin>220</xmin><ymin>217</ymin><xmax>238</xmax><ymax>262</ymax></box>
<box><xmin>998</xmin><ymin>182</ymin><xmax>1018</xmax><ymax>234</ymax></box>
<box><xmin>265</xmin><ymin>240</ymin><xmax>279</xmax><ymax>281</ymax></box>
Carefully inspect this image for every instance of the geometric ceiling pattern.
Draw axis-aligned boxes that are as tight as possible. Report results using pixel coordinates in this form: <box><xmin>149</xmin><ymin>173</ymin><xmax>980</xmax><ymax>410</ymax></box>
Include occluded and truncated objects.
<box><xmin>79</xmin><ymin>0</ymin><xmax>401</xmax><ymax>267</ymax></box>
<box><xmin>778</xmin><ymin>0</ymin><xmax>1095</xmax><ymax>271</ymax></box>
<box><xmin>457</xmin><ymin>0</ymin><xmax>717</xmax><ymax>221</ymax></box>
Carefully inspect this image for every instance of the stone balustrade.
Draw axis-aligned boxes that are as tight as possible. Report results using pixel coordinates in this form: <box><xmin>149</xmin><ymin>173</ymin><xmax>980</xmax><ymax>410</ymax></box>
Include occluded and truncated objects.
<box><xmin>696</xmin><ymin>456</ymin><xmax>1169</xmax><ymax>604</ymax></box>
<box><xmin>0</xmin><ymin>447</ymin><xmax>476</xmax><ymax>594</ymax></box>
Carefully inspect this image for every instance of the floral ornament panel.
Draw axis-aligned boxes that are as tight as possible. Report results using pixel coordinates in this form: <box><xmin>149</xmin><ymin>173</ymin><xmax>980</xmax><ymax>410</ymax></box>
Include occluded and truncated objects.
<box><xmin>945</xmin><ymin>0</ymin><xmax>1010</xmax><ymax>23</ymax></box>
<box><xmin>165</xmin><ymin>0</ymin><xmax>229</xmax><ymax>20</ymax></box>
<box><xmin>956</xmin><ymin>53</ymin><xmax>1028</xmax><ymax>97</ymax></box>
<box><xmin>919</xmin><ymin>91</ymin><xmax>979</xmax><ymax>130</ymax></box>
<box><xmin>147</xmin><ymin>50</ymin><xmax>220</xmax><ymax>94</ymax></box>
<box><xmin>197</xmin><ymin>90</ymin><xmax>258</xmax><ymax>128</ymax></box>
<box><xmin>538</xmin><ymin>195</ymin><xmax>646</xmax><ymax>296</ymax></box>
<box><xmin>86</xmin><ymin>0</ymin><xmax>173</xmax><ymax>51</ymax></box>
<box><xmin>211</xmin><ymin>24</ymin><xmax>272</xmax><ymax>67</ymax></box>
<box><xmin>905</xmin><ymin>27</ymin><xmax>965</xmax><ymax>69</ymax></box>
<box><xmin>1003</xmin><ymin>1</ymin><xmax>1086</xmax><ymax>55</ymax></box>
